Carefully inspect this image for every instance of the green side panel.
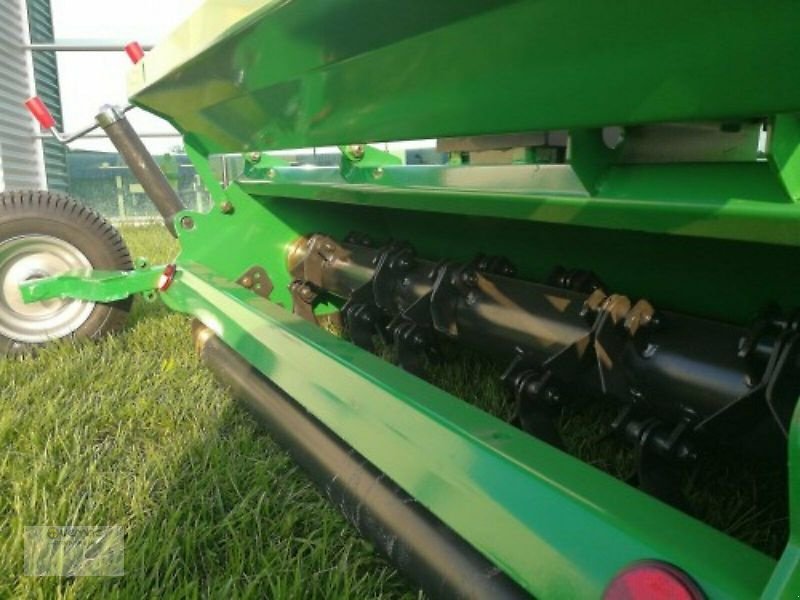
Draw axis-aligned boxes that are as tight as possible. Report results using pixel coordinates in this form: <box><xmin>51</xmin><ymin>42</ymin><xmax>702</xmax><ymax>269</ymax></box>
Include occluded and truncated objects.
<box><xmin>158</xmin><ymin>258</ymin><xmax>776</xmax><ymax>599</ymax></box>
<box><xmin>129</xmin><ymin>0</ymin><xmax>800</xmax><ymax>153</ymax></box>
<box><xmin>239</xmin><ymin>162</ymin><xmax>800</xmax><ymax>246</ymax></box>
<box><xmin>27</xmin><ymin>0</ymin><xmax>68</xmax><ymax>192</ymax></box>
<box><xmin>762</xmin><ymin>404</ymin><xmax>800</xmax><ymax>597</ymax></box>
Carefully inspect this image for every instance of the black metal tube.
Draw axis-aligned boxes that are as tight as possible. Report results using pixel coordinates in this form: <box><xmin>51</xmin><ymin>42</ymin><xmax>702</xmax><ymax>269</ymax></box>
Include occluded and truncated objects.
<box><xmin>95</xmin><ymin>105</ymin><xmax>184</xmax><ymax>236</ymax></box>
<box><xmin>192</xmin><ymin>321</ymin><xmax>530</xmax><ymax>600</ymax></box>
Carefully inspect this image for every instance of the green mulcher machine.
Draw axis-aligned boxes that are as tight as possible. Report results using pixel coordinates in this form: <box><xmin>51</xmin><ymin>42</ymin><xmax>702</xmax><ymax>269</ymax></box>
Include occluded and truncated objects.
<box><xmin>4</xmin><ymin>0</ymin><xmax>800</xmax><ymax>597</ymax></box>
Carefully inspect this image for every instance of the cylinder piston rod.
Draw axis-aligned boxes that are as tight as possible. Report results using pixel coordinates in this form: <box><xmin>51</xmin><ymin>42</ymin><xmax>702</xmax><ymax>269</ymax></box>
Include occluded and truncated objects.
<box><xmin>287</xmin><ymin>234</ymin><xmax>800</xmax><ymax>467</ymax></box>
<box><xmin>95</xmin><ymin>105</ymin><xmax>184</xmax><ymax>236</ymax></box>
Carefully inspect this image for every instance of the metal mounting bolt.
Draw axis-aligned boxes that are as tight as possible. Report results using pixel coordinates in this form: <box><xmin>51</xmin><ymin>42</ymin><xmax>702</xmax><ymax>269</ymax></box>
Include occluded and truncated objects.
<box><xmin>241</xmin><ymin>276</ymin><xmax>254</xmax><ymax>288</ymax></box>
<box><xmin>247</xmin><ymin>151</ymin><xmax>261</xmax><ymax>163</ymax></box>
<box><xmin>544</xmin><ymin>387</ymin><xmax>561</xmax><ymax>406</ymax></box>
<box><xmin>299</xmin><ymin>285</ymin><xmax>315</xmax><ymax>301</ymax></box>
<box><xmin>461</xmin><ymin>269</ymin><xmax>478</xmax><ymax>287</ymax></box>
<box><xmin>180</xmin><ymin>216</ymin><xmax>195</xmax><ymax>230</ymax></box>
<box><xmin>219</xmin><ymin>201</ymin><xmax>234</xmax><ymax>214</ymax></box>
<box><xmin>395</xmin><ymin>256</ymin><xmax>411</xmax><ymax>271</ymax></box>
<box><xmin>267</xmin><ymin>168</ymin><xmax>277</xmax><ymax>179</ymax></box>
<box><xmin>372</xmin><ymin>167</ymin><xmax>384</xmax><ymax>179</ymax></box>
<box><xmin>347</xmin><ymin>144</ymin><xmax>365</xmax><ymax>160</ymax></box>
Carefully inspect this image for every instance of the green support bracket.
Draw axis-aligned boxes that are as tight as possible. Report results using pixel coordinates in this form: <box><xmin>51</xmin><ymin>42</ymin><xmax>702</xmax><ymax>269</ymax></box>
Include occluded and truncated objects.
<box><xmin>243</xmin><ymin>150</ymin><xmax>290</xmax><ymax>171</ymax></box>
<box><xmin>769</xmin><ymin>113</ymin><xmax>800</xmax><ymax>202</ymax></box>
<box><xmin>339</xmin><ymin>143</ymin><xmax>403</xmax><ymax>180</ymax></box>
<box><xmin>184</xmin><ymin>135</ymin><xmax>228</xmax><ymax>206</ymax></box>
<box><xmin>19</xmin><ymin>265</ymin><xmax>165</xmax><ymax>304</ymax></box>
<box><xmin>567</xmin><ymin>128</ymin><xmax>621</xmax><ymax>194</ymax></box>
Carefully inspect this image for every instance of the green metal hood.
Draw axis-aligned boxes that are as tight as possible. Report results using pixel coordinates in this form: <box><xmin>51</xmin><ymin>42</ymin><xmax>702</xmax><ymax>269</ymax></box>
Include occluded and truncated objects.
<box><xmin>128</xmin><ymin>0</ymin><xmax>800</xmax><ymax>154</ymax></box>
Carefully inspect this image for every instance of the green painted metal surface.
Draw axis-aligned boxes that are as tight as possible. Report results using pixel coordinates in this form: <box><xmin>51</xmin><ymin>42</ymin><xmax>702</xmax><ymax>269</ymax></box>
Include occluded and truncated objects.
<box><xmin>128</xmin><ymin>1</ymin><xmax>800</xmax><ymax>153</ymax></box>
<box><xmin>239</xmin><ymin>161</ymin><xmax>800</xmax><ymax>246</ymax></box>
<box><xmin>127</xmin><ymin>0</ymin><xmax>800</xmax><ymax>271</ymax></box>
<box><xmin>762</xmin><ymin>404</ymin><xmax>800</xmax><ymax>597</ymax></box>
<box><xmin>19</xmin><ymin>265</ymin><xmax>163</xmax><ymax>304</ymax></box>
<box><xmin>157</xmin><ymin>259</ymin><xmax>776</xmax><ymax>599</ymax></box>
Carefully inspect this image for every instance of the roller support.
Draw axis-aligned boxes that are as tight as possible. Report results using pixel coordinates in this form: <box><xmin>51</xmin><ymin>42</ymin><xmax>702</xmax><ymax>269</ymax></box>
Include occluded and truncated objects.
<box><xmin>192</xmin><ymin>321</ymin><xmax>530</xmax><ymax>600</ymax></box>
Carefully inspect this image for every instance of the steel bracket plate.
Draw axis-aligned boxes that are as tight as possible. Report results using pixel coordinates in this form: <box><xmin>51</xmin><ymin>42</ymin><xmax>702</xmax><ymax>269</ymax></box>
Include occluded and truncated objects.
<box><xmin>18</xmin><ymin>264</ymin><xmax>165</xmax><ymax>304</ymax></box>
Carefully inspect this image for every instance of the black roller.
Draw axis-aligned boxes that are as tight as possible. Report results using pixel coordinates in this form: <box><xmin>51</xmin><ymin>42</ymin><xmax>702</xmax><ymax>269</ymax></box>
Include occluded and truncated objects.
<box><xmin>192</xmin><ymin>321</ymin><xmax>531</xmax><ymax>600</ymax></box>
<box><xmin>286</xmin><ymin>234</ymin><xmax>800</xmax><ymax>466</ymax></box>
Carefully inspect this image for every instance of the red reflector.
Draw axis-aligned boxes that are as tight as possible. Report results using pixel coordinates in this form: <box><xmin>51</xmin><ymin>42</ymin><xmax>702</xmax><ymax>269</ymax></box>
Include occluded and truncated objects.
<box><xmin>604</xmin><ymin>561</ymin><xmax>704</xmax><ymax>600</ymax></box>
<box><xmin>158</xmin><ymin>264</ymin><xmax>177</xmax><ymax>292</ymax></box>
<box><xmin>24</xmin><ymin>96</ymin><xmax>56</xmax><ymax>129</ymax></box>
<box><xmin>125</xmin><ymin>41</ymin><xmax>145</xmax><ymax>64</ymax></box>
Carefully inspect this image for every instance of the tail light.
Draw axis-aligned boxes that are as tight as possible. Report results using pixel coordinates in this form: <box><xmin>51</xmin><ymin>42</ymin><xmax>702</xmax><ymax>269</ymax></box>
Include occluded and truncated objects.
<box><xmin>604</xmin><ymin>561</ymin><xmax>705</xmax><ymax>600</ymax></box>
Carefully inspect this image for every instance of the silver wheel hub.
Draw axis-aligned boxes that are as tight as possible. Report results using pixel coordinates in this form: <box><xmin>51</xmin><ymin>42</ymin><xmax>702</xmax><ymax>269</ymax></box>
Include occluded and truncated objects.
<box><xmin>0</xmin><ymin>235</ymin><xmax>95</xmax><ymax>343</ymax></box>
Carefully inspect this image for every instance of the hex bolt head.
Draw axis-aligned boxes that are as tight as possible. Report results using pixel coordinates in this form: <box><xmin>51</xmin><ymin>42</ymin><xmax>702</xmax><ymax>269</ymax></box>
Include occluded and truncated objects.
<box><xmin>241</xmin><ymin>276</ymin><xmax>254</xmax><ymax>288</ymax></box>
<box><xmin>395</xmin><ymin>256</ymin><xmax>411</xmax><ymax>271</ymax></box>
<box><xmin>347</xmin><ymin>144</ymin><xmax>365</xmax><ymax>160</ymax></box>
<box><xmin>544</xmin><ymin>387</ymin><xmax>561</xmax><ymax>406</ymax></box>
<box><xmin>461</xmin><ymin>269</ymin><xmax>478</xmax><ymax>287</ymax></box>
<box><xmin>220</xmin><ymin>201</ymin><xmax>234</xmax><ymax>214</ymax></box>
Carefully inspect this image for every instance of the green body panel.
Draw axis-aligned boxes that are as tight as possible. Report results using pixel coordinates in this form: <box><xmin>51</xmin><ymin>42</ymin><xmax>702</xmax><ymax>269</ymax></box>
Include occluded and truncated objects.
<box><xmin>241</xmin><ymin>161</ymin><xmax>799</xmax><ymax>246</ymax></box>
<box><xmin>128</xmin><ymin>0</ymin><xmax>800</xmax><ymax>153</ymax></box>
<box><xmin>762</xmin><ymin>405</ymin><xmax>800</xmax><ymax>597</ymax></box>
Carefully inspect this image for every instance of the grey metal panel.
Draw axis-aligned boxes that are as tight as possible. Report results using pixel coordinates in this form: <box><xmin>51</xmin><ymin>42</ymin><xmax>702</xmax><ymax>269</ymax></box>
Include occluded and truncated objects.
<box><xmin>27</xmin><ymin>0</ymin><xmax>68</xmax><ymax>192</ymax></box>
<box><xmin>0</xmin><ymin>0</ymin><xmax>45</xmax><ymax>192</ymax></box>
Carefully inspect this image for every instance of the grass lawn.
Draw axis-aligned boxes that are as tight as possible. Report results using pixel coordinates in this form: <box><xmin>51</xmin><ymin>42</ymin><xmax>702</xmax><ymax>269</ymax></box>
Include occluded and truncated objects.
<box><xmin>0</xmin><ymin>225</ymin><xmax>787</xmax><ymax>598</ymax></box>
<box><xmin>0</xmin><ymin>226</ymin><xmax>414</xmax><ymax>599</ymax></box>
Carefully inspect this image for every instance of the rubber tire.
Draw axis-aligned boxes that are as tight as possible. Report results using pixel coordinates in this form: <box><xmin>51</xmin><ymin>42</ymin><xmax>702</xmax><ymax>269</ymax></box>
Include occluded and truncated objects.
<box><xmin>0</xmin><ymin>190</ymin><xmax>133</xmax><ymax>355</ymax></box>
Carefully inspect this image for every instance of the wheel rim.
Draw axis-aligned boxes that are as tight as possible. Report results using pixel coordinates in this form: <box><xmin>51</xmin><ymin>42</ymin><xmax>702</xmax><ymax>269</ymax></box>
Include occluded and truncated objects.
<box><xmin>0</xmin><ymin>235</ymin><xmax>95</xmax><ymax>344</ymax></box>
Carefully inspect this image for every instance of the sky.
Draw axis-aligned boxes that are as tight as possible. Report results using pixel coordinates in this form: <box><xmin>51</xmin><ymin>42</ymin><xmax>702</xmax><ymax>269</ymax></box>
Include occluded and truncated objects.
<box><xmin>50</xmin><ymin>0</ymin><xmax>204</xmax><ymax>154</ymax></box>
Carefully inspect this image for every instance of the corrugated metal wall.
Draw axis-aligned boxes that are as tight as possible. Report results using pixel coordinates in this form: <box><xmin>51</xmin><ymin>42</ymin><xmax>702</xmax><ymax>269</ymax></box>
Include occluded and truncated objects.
<box><xmin>0</xmin><ymin>0</ymin><xmax>47</xmax><ymax>192</ymax></box>
<box><xmin>27</xmin><ymin>0</ymin><xmax>68</xmax><ymax>191</ymax></box>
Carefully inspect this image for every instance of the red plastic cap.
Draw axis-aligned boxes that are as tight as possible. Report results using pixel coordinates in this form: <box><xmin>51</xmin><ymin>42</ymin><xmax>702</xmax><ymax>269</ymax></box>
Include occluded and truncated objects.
<box><xmin>24</xmin><ymin>96</ymin><xmax>56</xmax><ymax>129</ymax></box>
<box><xmin>604</xmin><ymin>561</ymin><xmax>705</xmax><ymax>600</ymax></box>
<box><xmin>125</xmin><ymin>41</ymin><xmax>145</xmax><ymax>64</ymax></box>
<box><xmin>158</xmin><ymin>264</ymin><xmax>177</xmax><ymax>292</ymax></box>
